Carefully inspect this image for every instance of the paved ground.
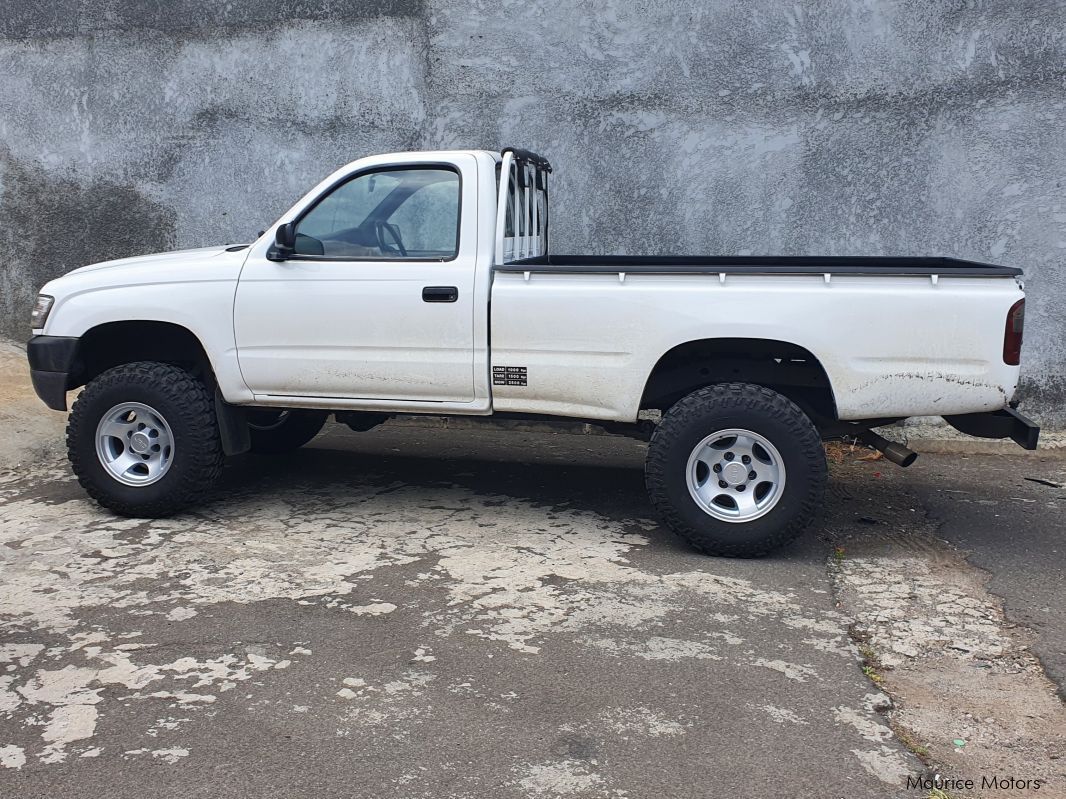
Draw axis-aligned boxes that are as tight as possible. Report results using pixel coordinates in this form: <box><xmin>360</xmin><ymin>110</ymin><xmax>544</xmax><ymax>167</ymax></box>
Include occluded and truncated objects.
<box><xmin>905</xmin><ymin>457</ymin><xmax>1066</xmax><ymax>694</ymax></box>
<box><xmin>0</xmin><ymin>423</ymin><xmax>911</xmax><ymax>798</ymax></box>
<box><xmin>823</xmin><ymin>449</ymin><xmax>1066</xmax><ymax>794</ymax></box>
<box><xmin>0</xmin><ymin>418</ymin><xmax>1063</xmax><ymax>798</ymax></box>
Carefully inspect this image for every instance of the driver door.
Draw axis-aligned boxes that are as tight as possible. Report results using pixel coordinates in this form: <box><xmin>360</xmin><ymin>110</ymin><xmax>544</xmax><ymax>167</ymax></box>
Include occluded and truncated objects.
<box><xmin>234</xmin><ymin>157</ymin><xmax>477</xmax><ymax>403</ymax></box>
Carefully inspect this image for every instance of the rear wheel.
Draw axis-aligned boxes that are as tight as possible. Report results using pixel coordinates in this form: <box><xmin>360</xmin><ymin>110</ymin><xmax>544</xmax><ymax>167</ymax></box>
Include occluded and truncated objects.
<box><xmin>67</xmin><ymin>362</ymin><xmax>224</xmax><ymax>517</ymax></box>
<box><xmin>247</xmin><ymin>409</ymin><xmax>328</xmax><ymax>454</ymax></box>
<box><xmin>645</xmin><ymin>383</ymin><xmax>826</xmax><ymax>557</ymax></box>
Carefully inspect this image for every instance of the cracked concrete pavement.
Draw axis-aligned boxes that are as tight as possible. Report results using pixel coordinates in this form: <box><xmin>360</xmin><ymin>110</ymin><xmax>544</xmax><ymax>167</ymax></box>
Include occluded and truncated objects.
<box><xmin>1</xmin><ymin>345</ymin><xmax>1063</xmax><ymax>796</ymax></box>
<box><xmin>826</xmin><ymin>452</ymin><xmax>1066</xmax><ymax>795</ymax></box>
<box><xmin>1</xmin><ymin>421</ymin><xmax>917</xmax><ymax>798</ymax></box>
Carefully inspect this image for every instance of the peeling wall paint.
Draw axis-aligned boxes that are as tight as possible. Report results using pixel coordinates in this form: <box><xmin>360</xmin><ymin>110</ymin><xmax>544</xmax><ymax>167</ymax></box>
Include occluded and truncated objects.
<box><xmin>2</xmin><ymin>1</ymin><xmax>1064</xmax><ymax>423</ymax></box>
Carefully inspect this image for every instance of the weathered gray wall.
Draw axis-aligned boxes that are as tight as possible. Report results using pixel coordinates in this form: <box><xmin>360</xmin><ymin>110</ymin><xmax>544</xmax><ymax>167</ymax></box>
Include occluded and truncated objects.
<box><xmin>2</xmin><ymin>1</ymin><xmax>1064</xmax><ymax>423</ymax></box>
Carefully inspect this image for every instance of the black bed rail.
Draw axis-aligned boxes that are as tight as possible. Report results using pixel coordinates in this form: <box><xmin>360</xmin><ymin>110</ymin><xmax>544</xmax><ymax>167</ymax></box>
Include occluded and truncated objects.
<box><xmin>497</xmin><ymin>255</ymin><xmax>1021</xmax><ymax>278</ymax></box>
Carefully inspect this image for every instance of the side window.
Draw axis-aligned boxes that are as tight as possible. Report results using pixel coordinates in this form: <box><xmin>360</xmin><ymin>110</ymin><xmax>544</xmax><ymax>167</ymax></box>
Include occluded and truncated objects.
<box><xmin>387</xmin><ymin>179</ymin><xmax>459</xmax><ymax>256</ymax></box>
<box><xmin>294</xmin><ymin>167</ymin><xmax>460</xmax><ymax>260</ymax></box>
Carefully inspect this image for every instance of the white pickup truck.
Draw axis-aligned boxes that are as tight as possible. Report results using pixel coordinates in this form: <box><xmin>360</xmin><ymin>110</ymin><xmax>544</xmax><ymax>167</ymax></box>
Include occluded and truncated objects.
<box><xmin>28</xmin><ymin>147</ymin><xmax>1039</xmax><ymax>556</ymax></box>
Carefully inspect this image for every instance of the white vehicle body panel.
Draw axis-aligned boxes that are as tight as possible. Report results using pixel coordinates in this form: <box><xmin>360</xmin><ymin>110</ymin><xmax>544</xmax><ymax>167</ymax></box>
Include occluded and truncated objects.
<box><xmin>33</xmin><ymin>147</ymin><xmax>1025</xmax><ymax>428</ymax></box>
<box><xmin>234</xmin><ymin>152</ymin><xmax>482</xmax><ymax>405</ymax></box>
<box><xmin>489</xmin><ymin>272</ymin><xmax>1022</xmax><ymax>422</ymax></box>
<box><xmin>36</xmin><ymin>247</ymin><xmax>252</xmax><ymax>403</ymax></box>
<box><xmin>229</xmin><ymin>149</ymin><xmax>498</xmax><ymax>415</ymax></box>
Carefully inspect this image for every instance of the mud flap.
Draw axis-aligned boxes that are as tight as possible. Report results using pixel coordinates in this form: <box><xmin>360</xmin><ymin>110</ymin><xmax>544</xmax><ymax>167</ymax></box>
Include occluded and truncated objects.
<box><xmin>214</xmin><ymin>390</ymin><xmax>251</xmax><ymax>455</ymax></box>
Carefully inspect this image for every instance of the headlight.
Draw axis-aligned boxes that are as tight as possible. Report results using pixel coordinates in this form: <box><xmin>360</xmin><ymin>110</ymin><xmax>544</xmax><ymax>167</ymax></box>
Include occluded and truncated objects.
<box><xmin>31</xmin><ymin>295</ymin><xmax>54</xmax><ymax>329</ymax></box>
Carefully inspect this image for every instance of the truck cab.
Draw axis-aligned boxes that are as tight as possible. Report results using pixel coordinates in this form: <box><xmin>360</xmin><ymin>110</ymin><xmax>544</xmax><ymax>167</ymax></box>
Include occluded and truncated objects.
<box><xmin>234</xmin><ymin>150</ymin><xmax>498</xmax><ymax>411</ymax></box>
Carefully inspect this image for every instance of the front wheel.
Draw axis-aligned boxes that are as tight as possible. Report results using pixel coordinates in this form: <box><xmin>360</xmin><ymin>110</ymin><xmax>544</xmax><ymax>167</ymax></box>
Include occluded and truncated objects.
<box><xmin>67</xmin><ymin>362</ymin><xmax>225</xmax><ymax>517</ymax></box>
<box><xmin>645</xmin><ymin>383</ymin><xmax>827</xmax><ymax>557</ymax></box>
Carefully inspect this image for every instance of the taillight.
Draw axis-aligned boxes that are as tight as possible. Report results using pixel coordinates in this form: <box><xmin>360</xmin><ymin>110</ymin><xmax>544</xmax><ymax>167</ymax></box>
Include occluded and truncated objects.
<box><xmin>1003</xmin><ymin>299</ymin><xmax>1025</xmax><ymax>365</ymax></box>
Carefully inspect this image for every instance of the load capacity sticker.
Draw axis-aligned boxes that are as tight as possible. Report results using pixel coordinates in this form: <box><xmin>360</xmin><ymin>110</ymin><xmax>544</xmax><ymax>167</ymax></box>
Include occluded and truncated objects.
<box><xmin>492</xmin><ymin>366</ymin><xmax>527</xmax><ymax>386</ymax></box>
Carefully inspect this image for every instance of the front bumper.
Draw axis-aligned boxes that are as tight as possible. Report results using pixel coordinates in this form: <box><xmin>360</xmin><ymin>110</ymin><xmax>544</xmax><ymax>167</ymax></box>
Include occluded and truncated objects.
<box><xmin>27</xmin><ymin>335</ymin><xmax>81</xmax><ymax>411</ymax></box>
<box><xmin>944</xmin><ymin>408</ymin><xmax>1041</xmax><ymax>450</ymax></box>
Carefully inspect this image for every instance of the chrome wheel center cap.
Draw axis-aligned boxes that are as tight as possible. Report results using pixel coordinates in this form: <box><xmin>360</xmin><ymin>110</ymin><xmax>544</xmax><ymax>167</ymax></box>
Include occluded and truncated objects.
<box><xmin>722</xmin><ymin>462</ymin><xmax>748</xmax><ymax>486</ymax></box>
<box><xmin>130</xmin><ymin>432</ymin><xmax>151</xmax><ymax>453</ymax></box>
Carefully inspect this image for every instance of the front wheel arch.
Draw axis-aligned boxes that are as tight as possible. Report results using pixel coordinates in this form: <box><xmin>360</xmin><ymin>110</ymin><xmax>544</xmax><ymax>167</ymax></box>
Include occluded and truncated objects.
<box><xmin>74</xmin><ymin>320</ymin><xmax>217</xmax><ymax>390</ymax></box>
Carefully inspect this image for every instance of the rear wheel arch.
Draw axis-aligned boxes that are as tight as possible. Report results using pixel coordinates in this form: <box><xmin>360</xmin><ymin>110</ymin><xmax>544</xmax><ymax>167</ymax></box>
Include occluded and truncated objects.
<box><xmin>640</xmin><ymin>337</ymin><xmax>839</xmax><ymax>426</ymax></box>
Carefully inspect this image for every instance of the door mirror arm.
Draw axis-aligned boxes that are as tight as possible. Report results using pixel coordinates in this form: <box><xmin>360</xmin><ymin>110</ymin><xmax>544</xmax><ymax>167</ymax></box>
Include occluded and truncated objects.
<box><xmin>267</xmin><ymin>222</ymin><xmax>296</xmax><ymax>261</ymax></box>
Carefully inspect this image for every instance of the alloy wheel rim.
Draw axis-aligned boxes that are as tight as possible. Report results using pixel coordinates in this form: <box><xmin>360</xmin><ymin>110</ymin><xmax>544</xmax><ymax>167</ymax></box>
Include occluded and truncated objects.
<box><xmin>685</xmin><ymin>428</ymin><xmax>786</xmax><ymax>523</ymax></box>
<box><xmin>94</xmin><ymin>402</ymin><xmax>175</xmax><ymax>486</ymax></box>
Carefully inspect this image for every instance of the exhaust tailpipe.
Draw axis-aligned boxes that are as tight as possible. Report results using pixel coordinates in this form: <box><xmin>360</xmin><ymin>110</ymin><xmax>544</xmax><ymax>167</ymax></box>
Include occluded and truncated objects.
<box><xmin>858</xmin><ymin>431</ymin><xmax>918</xmax><ymax>468</ymax></box>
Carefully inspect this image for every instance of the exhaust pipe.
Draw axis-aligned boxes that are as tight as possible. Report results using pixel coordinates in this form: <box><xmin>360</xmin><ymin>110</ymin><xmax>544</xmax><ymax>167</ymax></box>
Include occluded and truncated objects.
<box><xmin>858</xmin><ymin>430</ymin><xmax>918</xmax><ymax>468</ymax></box>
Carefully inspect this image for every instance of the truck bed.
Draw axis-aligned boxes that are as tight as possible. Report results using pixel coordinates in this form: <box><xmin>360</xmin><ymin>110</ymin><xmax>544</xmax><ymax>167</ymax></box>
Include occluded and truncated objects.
<box><xmin>489</xmin><ymin>253</ymin><xmax>1024</xmax><ymax>423</ymax></box>
<box><xmin>504</xmin><ymin>254</ymin><xmax>1021</xmax><ymax>278</ymax></box>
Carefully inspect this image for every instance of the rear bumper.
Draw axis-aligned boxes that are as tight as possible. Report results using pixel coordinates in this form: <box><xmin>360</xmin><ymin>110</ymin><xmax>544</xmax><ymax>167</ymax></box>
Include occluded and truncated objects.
<box><xmin>944</xmin><ymin>408</ymin><xmax>1040</xmax><ymax>450</ymax></box>
<box><xmin>27</xmin><ymin>335</ymin><xmax>80</xmax><ymax>411</ymax></box>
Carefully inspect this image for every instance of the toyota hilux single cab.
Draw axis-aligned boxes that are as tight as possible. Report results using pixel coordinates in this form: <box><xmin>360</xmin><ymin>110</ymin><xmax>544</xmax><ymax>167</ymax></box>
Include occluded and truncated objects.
<box><xmin>27</xmin><ymin>147</ymin><xmax>1039</xmax><ymax>556</ymax></box>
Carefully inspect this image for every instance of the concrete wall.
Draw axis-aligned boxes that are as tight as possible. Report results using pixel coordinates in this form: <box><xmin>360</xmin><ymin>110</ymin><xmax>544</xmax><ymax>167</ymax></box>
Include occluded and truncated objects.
<box><xmin>2</xmin><ymin>1</ymin><xmax>1064</xmax><ymax>424</ymax></box>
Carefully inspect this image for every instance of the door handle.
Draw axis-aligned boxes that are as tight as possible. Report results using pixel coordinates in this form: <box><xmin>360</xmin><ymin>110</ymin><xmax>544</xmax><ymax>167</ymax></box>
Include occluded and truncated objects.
<box><xmin>422</xmin><ymin>286</ymin><xmax>458</xmax><ymax>303</ymax></box>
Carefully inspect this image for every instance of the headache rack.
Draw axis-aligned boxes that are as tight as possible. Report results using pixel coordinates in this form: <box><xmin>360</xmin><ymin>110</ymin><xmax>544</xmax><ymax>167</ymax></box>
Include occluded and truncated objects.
<box><xmin>496</xmin><ymin>147</ymin><xmax>552</xmax><ymax>264</ymax></box>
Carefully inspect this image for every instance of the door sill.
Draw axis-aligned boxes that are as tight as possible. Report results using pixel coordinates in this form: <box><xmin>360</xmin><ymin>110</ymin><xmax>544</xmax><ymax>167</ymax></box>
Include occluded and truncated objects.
<box><xmin>251</xmin><ymin>394</ymin><xmax>492</xmax><ymax>416</ymax></box>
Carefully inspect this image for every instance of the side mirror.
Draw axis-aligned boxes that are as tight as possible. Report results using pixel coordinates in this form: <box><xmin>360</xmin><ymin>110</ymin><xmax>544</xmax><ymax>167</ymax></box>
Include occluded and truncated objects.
<box><xmin>267</xmin><ymin>222</ymin><xmax>296</xmax><ymax>261</ymax></box>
